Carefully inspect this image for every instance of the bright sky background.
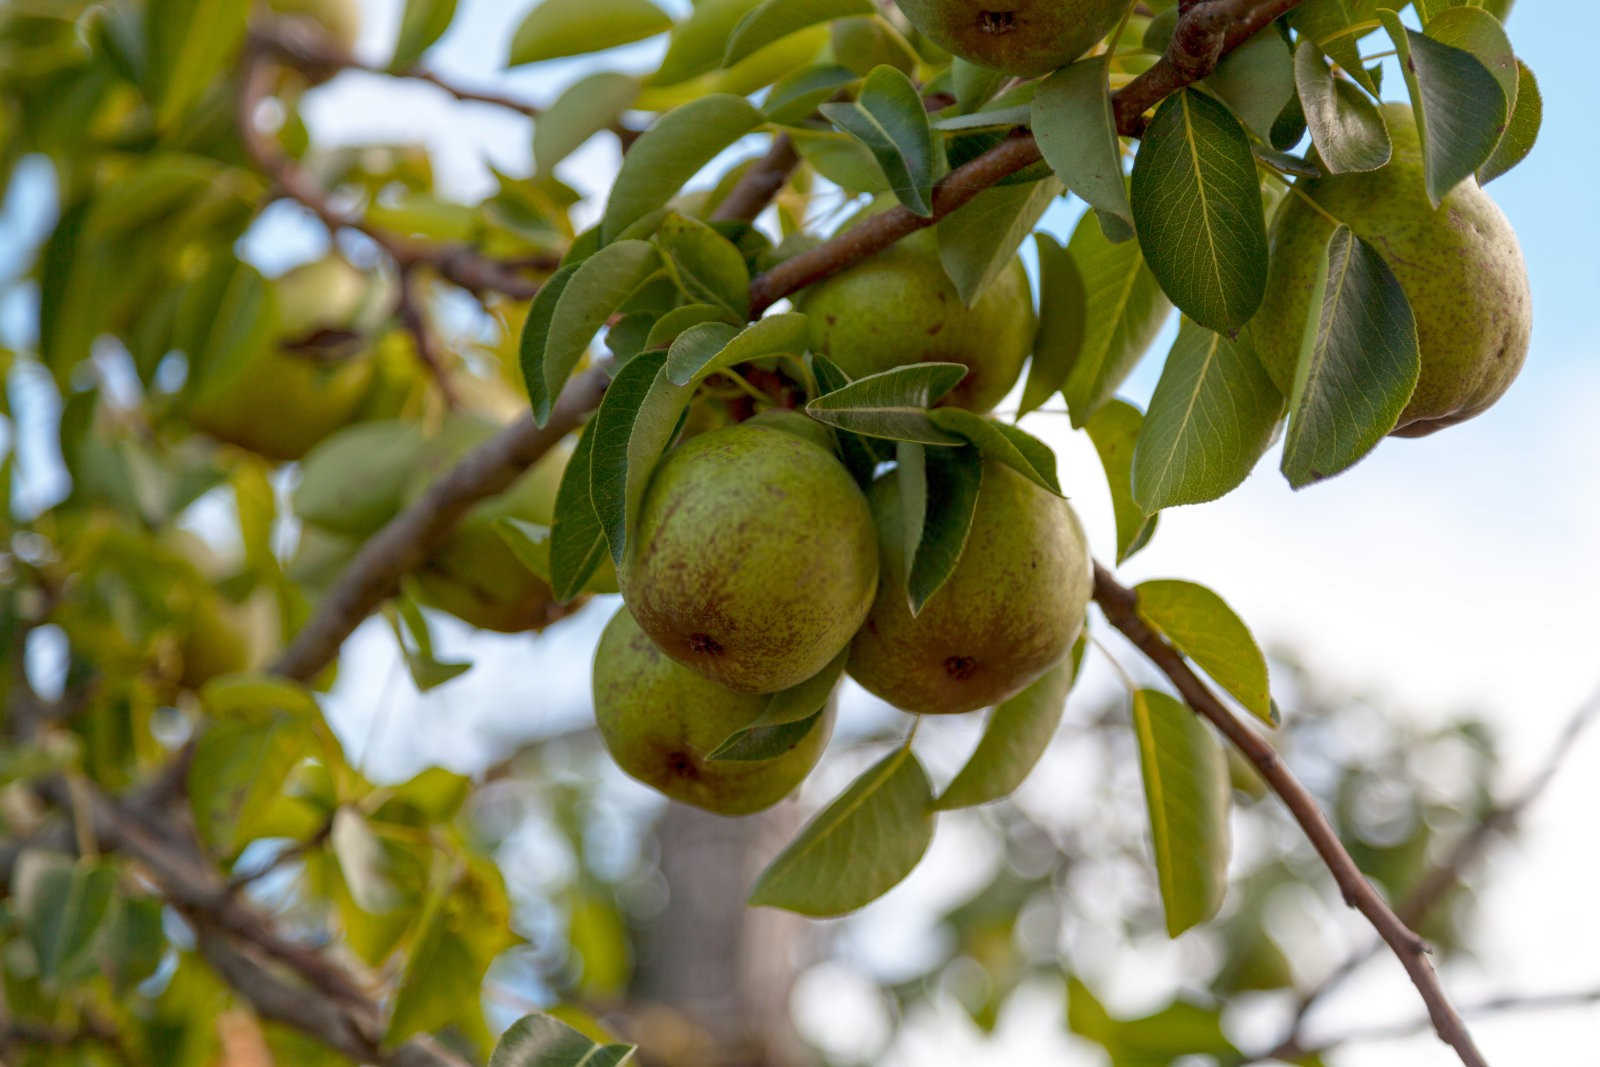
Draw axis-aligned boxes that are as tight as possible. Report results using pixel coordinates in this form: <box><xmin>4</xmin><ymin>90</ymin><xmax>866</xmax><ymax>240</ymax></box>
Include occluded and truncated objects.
<box><xmin>4</xmin><ymin>1</ymin><xmax>1597</xmax><ymax>1063</ymax></box>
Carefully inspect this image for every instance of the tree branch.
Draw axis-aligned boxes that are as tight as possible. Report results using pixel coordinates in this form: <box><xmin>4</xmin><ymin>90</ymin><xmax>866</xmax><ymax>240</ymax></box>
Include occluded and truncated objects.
<box><xmin>1289</xmin><ymin>986</ymin><xmax>1600</xmax><ymax>1061</ymax></box>
<box><xmin>236</xmin><ymin>37</ymin><xmax>549</xmax><ymax>301</ymax></box>
<box><xmin>271</xmin><ymin>364</ymin><xmax>610</xmax><ymax>682</ymax></box>
<box><xmin>711</xmin><ymin>134</ymin><xmax>800</xmax><ymax>225</ymax></box>
<box><xmin>748</xmin><ymin>0</ymin><xmax>1307</xmax><ymax>314</ymax></box>
<box><xmin>1091</xmin><ymin>563</ymin><xmax>1488</xmax><ymax>1067</ymax></box>
<box><xmin>1262</xmin><ymin>683</ymin><xmax>1600</xmax><ymax>1061</ymax></box>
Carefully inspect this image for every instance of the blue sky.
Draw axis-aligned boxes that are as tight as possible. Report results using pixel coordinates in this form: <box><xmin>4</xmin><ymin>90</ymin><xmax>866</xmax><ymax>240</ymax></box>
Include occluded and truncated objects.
<box><xmin>3</xmin><ymin>2</ymin><xmax>1596</xmax><ymax>1063</ymax></box>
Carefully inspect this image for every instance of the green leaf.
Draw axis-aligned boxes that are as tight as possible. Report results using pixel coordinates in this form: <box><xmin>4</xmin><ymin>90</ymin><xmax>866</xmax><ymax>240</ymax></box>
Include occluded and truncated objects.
<box><xmin>518</xmin><ymin>263</ymin><xmax>577</xmax><ymax>411</ymax></box>
<box><xmin>100</xmin><ymin>894</ymin><xmax>166</xmax><ymax>992</ymax></box>
<box><xmin>935</xmin><ymin>649</ymin><xmax>1080</xmax><ymax>809</ymax></box>
<box><xmin>1290</xmin><ymin>0</ymin><xmax>1381</xmax><ymax>95</ymax></box>
<box><xmin>549</xmin><ymin>418</ymin><xmax>611</xmax><ymax>601</ymax></box>
<box><xmin>1293</xmin><ymin>41</ymin><xmax>1393</xmax><ymax>174</ymax></box>
<box><xmin>1424</xmin><ymin>5</ymin><xmax>1518</xmax><ymax>105</ymax></box>
<box><xmin>1204</xmin><ymin>23</ymin><xmax>1295</xmax><ymax>142</ymax></box>
<box><xmin>489</xmin><ymin>1015</ymin><xmax>636</xmax><ymax>1067</ymax></box>
<box><xmin>507</xmin><ymin>0</ymin><xmax>671</xmax><ymax>66</ymax></box>
<box><xmin>1135</xmin><ymin>580</ymin><xmax>1274</xmax><ymax>725</ymax></box>
<box><xmin>805</xmin><ymin>362</ymin><xmax>968</xmax><ymax>444</ymax></box>
<box><xmin>749</xmin><ymin>747</ymin><xmax>934</xmax><ymax>916</ymax></box>
<box><xmin>593</xmin><ymin>316</ymin><xmax>811</xmax><ymax>564</ymax></box>
<box><xmin>709</xmin><ymin>648</ymin><xmax>847</xmax><ymax>761</ymax></box>
<box><xmin>898</xmin><ymin>442</ymin><xmax>983</xmax><ymax>614</ymax></box>
<box><xmin>764</xmin><ymin>64</ymin><xmax>859</xmax><ymax>125</ymax></box>
<box><xmin>1031</xmin><ymin>57</ymin><xmax>1134</xmax><ymax>241</ymax></box>
<box><xmin>1060</xmin><ymin>210</ymin><xmax>1171</xmax><ymax>426</ymax></box>
<box><xmin>528</xmin><ymin>241</ymin><xmax>660</xmax><ymax>425</ymax></box>
<box><xmin>952</xmin><ymin>57</ymin><xmax>1008</xmax><ymax>114</ymax></box>
<box><xmin>1130</xmin><ymin>689</ymin><xmax>1231</xmax><ymax>937</ymax></box>
<box><xmin>1477</xmin><ymin>59</ymin><xmax>1540</xmax><ymax>184</ymax></box>
<box><xmin>650</xmin><ymin>0</ymin><xmax>762</xmax><ymax>86</ymax></box>
<box><xmin>935</xmin><ymin>177</ymin><xmax>1058</xmax><ymax>307</ymax></box>
<box><xmin>145</xmin><ymin>0</ymin><xmax>248</xmax><ymax>127</ymax></box>
<box><xmin>924</xmin><ymin>410</ymin><xmax>1061</xmax><ymax>494</ymax></box>
<box><xmin>1131</xmin><ymin>317</ymin><xmax>1282</xmax><ymax>511</ymax></box>
<box><xmin>1280</xmin><ymin>226</ymin><xmax>1420</xmax><ymax>488</ymax></box>
<box><xmin>1018</xmin><ymin>232</ymin><xmax>1086</xmax><ymax>416</ymax></box>
<box><xmin>645</xmin><ymin>304</ymin><xmax>739</xmax><ymax>350</ymax></box>
<box><xmin>602</xmin><ymin>95</ymin><xmax>765</xmax><ymax>242</ymax></box>
<box><xmin>391</xmin><ymin>0</ymin><xmax>458</xmax><ymax>70</ymax></box>
<box><xmin>496</xmin><ymin>517</ymin><xmax>553</xmax><ymax>583</ymax></box>
<box><xmin>1379</xmin><ymin>9</ymin><xmax>1507</xmax><ymax>206</ymax></box>
<box><xmin>13</xmin><ymin>852</ymin><xmax>117</xmax><ymax>985</ymax></box>
<box><xmin>1084</xmin><ymin>400</ymin><xmax>1159</xmax><ymax>564</ymax></box>
<box><xmin>1131</xmin><ymin>89</ymin><xmax>1269</xmax><ymax>333</ymax></box>
<box><xmin>654</xmin><ymin>213</ymin><xmax>751</xmax><ymax>318</ymax></box>
<box><xmin>176</xmin><ymin>258</ymin><xmax>278</xmax><ymax>410</ymax></box>
<box><xmin>819</xmin><ymin>66</ymin><xmax>940</xmax><ymax>216</ymax></box>
<box><xmin>389</xmin><ymin>597</ymin><xmax>472</xmax><ymax>692</ymax></box>
<box><xmin>294</xmin><ymin>421</ymin><xmax>427</xmax><ymax>539</ymax></box>
<box><xmin>534</xmin><ymin>73</ymin><xmax>640</xmax><ymax>175</ymax></box>
<box><xmin>188</xmin><ymin>714</ymin><xmax>313</xmax><ymax>855</ymax></box>
<box><xmin>725</xmin><ymin>0</ymin><xmax>873</xmax><ymax>67</ymax></box>
<box><xmin>663</xmin><ymin>311</ymin><xmax>806</xmax><ymax>385</ymax></box>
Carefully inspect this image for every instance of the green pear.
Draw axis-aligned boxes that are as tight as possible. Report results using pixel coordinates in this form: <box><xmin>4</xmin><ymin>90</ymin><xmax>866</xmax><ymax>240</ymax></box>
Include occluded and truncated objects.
<box><xmin>741</xmin><ymin>407</ymin><xmax>838</xmax><ymax>454</ymax></box>
<box><xmin>1250</xmin><ymin>103</ymin><xmax>1532</xmax><ymax>437</ymax></box>
<box><xmin>405</xmin><ymin>414</ymin><xmax>603</xmax><ymax>632</ymax></box>
<box><xmin>797</xmin><ymin>229</ymin><xmax>1034</xmax><ymax>412</ymax></box>
<box><xmin>624</xmin><ymin>423</ymin><xmax>879</xmax><ymax>694</ymax></box>
<box><xmin>593</xmin><ymin>606</ymin><xmax>835</xmax><ymax>815</ymax></box>
<box><xmin>849</xmin><ymin>460</ymin><xmax>1092</xmax><ymax>715</ymax></box>
<box><xmin>891</xmin><ymin>0</ymin><xmax>1126</xmax><ymax>75</ymax></box>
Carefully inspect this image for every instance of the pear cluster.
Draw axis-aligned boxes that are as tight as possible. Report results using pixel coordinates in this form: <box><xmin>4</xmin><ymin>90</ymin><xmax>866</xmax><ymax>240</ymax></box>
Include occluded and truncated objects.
<box><xmin>593</xmin><ymin>386</ymin><xmax>1092</xmax><ymax>816</ymax></box>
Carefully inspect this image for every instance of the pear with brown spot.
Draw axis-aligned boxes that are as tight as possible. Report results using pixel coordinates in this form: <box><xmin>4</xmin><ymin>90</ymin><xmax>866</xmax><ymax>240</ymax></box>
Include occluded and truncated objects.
<box><xmin>1250</xmin><ymin>103</ymin><xmax>1532</xmax><ymax>437</ymax></box>
<box><xmin>624</xmin><ymin>422</ymin><xmax>879</xmax><ymax>694</ymax></box>
<box><xmin>593</xmin><ymin>606</ymin><xmax>834</xmax><ymax>815</ymax></box>
<box><xmin>849</xmin><ymin>460</ymin><xmax>1092</xmax><ymax>715</ymax></box>
<box><xmin>892</xmin><ymin>0</ymin><xmax>1127</xmax><ymax>76</ymax></box>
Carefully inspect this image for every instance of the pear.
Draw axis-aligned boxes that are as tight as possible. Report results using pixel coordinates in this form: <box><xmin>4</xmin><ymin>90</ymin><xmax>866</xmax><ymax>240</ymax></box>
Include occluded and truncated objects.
<box><xmin>891</xmin><ymin>0</ymin><xmax>1126</xmax><ymax>76</ymax></box>
<box><xmin>404</xmin><ymin>414</ymin><xmax>595</xmax><ymax>632</ymax></box>
<box><xmin>849</xmin><ymin>460</ymin><xmax>1092</xmax><ymax>714</ymax></box>
<box><xmin>593</xmin><ymin>606</ymin><xmax>834</xmax><ymax>815</ymax></box>
<box><xmin>797</xmin><ymin>229</ymin><xmax>1034</xmax><ymax>412</ymax></box>
<box><xmin>741</xmin><ymin>407</ymin><xmax>838</xmax><ymax>454</ymax></box>
<box><xmin>1250</xmin><ymin>103</ymin><xmax>1532</xmax><ymax>437</ymax></box>
<box><xmin>624</xmin><ymin>423</ymin><xmax>878</xmax><ymax>694</ymax></box>
<box><xmin>185</xmin><ymin>255</ymin><xmax>393</xmax><ymax>460</ymax></box>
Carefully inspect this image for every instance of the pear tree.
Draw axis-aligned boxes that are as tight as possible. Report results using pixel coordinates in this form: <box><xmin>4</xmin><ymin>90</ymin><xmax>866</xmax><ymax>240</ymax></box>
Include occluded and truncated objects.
<box><xmin>0</xmin><ymin>0</ymin><xmax>1550</xmax><ymax>1065</ymax></box>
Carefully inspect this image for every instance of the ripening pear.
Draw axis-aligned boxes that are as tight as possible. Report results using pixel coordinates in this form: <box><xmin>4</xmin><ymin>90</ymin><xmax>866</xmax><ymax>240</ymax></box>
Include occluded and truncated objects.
<box><xmin>849</xmin><ymin>460</ymin><xmax>1092</xmax><ymax>715</ymax></box>
<box><xmin>891</xmin><ymin>0</ymin><xmax>1127</xmax><ymax>76</ymax></box>
<box><xmin>405</xmin><ymin>414</ymin><xmax>603</xmax><ymax>632</ymax></box>
<box><xmin>593</xmin><ymin>607</ymin><xmax>835</xmax><ymax>815</ymax></box>
<box><xmin>185</xmin><ymin>255</ymin><xmax>392</xmax><ymax>460</ymax></box>
<box><xmin>797</xmin><ymin>229</ymin><xmax>1034</xmax><ymax>413</ymax></box>
<box><xmin>624</xmin><ymin>423</ymin><xmax>879</xmax><ymax>694</ymax></box>
<box><xmin>1250</xmin><ymin>103</ymin><xmax>1533</xmax><ymax>437</ymax></box>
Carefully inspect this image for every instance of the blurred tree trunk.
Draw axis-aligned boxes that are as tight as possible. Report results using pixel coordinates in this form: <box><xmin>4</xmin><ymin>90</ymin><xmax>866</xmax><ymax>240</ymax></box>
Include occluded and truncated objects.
<box><xmin>629</xmin><ymin>802</ymin><xmax>816</xmax><ymax>1067</ymax></box>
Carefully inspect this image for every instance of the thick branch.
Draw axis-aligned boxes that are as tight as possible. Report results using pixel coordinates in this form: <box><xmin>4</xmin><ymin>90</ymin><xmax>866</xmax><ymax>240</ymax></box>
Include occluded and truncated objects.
<box><xmin>711</xmin><ymin>134</ymin><xmax>800</xmax><ymax>224</ymax></box>
<box><xmin>748</xmin><ymin>0</ymin><xmax>1306</xmax><ymax>314</ymax></box>
<box><xmin>1091</xmin><ymin>563</ymin><xmax>1488</xmax><ymax>1067</ymax></box>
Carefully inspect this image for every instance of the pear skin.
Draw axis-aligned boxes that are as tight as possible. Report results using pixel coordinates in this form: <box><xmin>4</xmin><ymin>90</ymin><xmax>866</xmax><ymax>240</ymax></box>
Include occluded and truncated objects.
<box><xmin>593</xmin><ymin>607</ymin><xmax>834</xmax><ymax>815</ymax></box>
<box><xmin>1250</xmin><ymin>103</ymin><xmax>1532</xmax><ymax>437</ymax></box>
<box><xmin>624</xmin><ymin>423</ymin><xmax>878</xmax><ymax>694</ymax></box>
<box><xmin>849</xmin><ymin>460</ymin><xmax>1092</xmax><ymax>714</ymax></box>
<box><xmin>891</xmin><ymin>0</ymin><xmax>1127</xmax><ymax>76</ymax></box>
<box><xmin>798</xmin><ymin>230</ymin><xmax>1034</xmax><ymax>413</ymax></box>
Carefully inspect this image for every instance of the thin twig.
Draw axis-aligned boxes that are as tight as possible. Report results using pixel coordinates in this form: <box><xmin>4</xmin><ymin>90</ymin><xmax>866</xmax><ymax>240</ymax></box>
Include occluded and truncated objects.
<box><xmin>711</xmin><ymin>134</ymin><xmax>800</xmax><ymax>224</ymax></box>
<box><xmin>1092</xmin><ymin>563</ymin><xmax>1489</xmax><ymax>1067</ymax></box>
<box><xmin>396</xmin><ymin>267</ymin><xmax>460</xmax><ymax>409</ymax></box>
<box><xmin>1291</xmin><ymin>986</ymin><xmax>1600</xmax><ymax>1061</ymax></box>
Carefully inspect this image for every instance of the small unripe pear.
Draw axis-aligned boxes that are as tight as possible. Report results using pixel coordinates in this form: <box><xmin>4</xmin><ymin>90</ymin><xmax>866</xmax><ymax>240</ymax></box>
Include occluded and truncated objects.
<box><xmin>849</xmin><ymin>461</ymin><xmax>1092</xmax><ymax>714</ymax></box>
<box><xmin>593</xmin><ymin>606</ymin><xmax>834</xmax><ymax>815</ymax></box>
<box><xmin>891</xmin><ymin>0</ymin><xmax>1127</xmax><ymax>76</ymax></box>
<box><xmin>624</xmin><ymin>423</ymin><xmax>879</xmax><ymax>694</ymax></box>
<box><xmin>1250</xmin><ymin>103</ymin><xmax>1532</xmax><ymax>437</ymax></box>
<box><xmin>406</xmin><ymin>415</ymin><xmax>594</xmax><ymax>632</ymax></box>
<box><xmin>798</xmin><ymin>229</ymin><xmax>1034</xmax><ymax>413</ymax></box>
